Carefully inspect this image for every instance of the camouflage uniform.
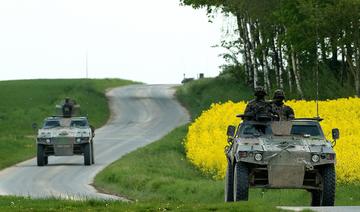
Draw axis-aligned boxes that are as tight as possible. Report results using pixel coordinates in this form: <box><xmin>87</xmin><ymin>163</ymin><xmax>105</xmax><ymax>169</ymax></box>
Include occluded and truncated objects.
<box><xmin>62</xmin><ymin>98</ymin><xmax>74</xmax><ymax>118</ymax></box>
<box><xmin>271</xmin><ymin>89</ymin><xmax>295</xmax><ymax>121</ymax></box>
<box><xmin>244</xmin><ymin>86</ymin><xmax>274</xmax><ymax>121</ymax></box>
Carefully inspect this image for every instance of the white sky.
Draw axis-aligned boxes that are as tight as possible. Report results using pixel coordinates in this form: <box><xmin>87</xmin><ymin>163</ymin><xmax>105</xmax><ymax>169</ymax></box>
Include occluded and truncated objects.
<box><xmin>0</xmin><ymin>0</ymin><xmax>226</xmax><ymax>84</ymax></box>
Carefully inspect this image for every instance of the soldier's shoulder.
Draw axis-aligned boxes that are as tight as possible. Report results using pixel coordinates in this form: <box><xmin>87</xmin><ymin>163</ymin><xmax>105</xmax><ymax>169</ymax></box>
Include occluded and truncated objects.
<box><xmin>284</xmin><ymin>104</ymin><xmax>294</xmax><ymax>111</ymax></box>
<box><xmin>247</xmin><ymin>99</ymin><xmax>257</xmax><ymax>105</ymax></box>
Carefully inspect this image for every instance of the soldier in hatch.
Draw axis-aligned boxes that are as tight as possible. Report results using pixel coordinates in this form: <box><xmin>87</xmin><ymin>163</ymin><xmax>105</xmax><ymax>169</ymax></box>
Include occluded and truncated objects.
<box><xmin>271</xmin><ymin>89</ymin><xmax>295</xmax><ymax>121</ymax></box>
<box><xmin>62</xmin><ymin>97</ymin><xmax>74</xmax><ymax>118</ymax></box>
<box><xmin>244</xmin><ymin>86</ymin><xmax>274</xmax><ymax>121</ymax></box>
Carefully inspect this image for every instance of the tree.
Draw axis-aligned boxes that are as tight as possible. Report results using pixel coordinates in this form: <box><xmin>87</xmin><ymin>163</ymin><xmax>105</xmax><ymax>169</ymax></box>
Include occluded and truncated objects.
<box><xmin>181</xmin><ymin>0</ymin><xmax>360</xmax><ymax>97</ymax></box>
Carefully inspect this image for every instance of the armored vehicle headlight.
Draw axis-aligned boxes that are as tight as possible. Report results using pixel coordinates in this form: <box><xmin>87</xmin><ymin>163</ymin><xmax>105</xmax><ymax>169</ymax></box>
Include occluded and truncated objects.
<box><xmin>76</xmin><ymin>138</ymin><xmax>82</xmax><ymax>143</ymax></box>
<box><xmin>238</xmin><ymin>151</ymin><xmax>247</xmax><ymax>158</ymax></box>
<box><xmin>326</xmin><ymin>154</ymin><xmax>335</xmax><ymax>160</ymax></box>
<box><xmin>254</xmin><ymin>153</ymin><xmax>263</xmax><ymax>161</ymax></box>
<box><xmin>321</xmin><ymin>153</ymin><xmax>335</xmax><ymax>160</ymax></box>
<box><xmin>311</xmin><ymin>154</ymin><xmax>320</xmax><ymax>163</ymax></box>
<box><xmin>46</xmin><ymin>139</ymin><xmax>51</xmax><ymax>144</ymax></box>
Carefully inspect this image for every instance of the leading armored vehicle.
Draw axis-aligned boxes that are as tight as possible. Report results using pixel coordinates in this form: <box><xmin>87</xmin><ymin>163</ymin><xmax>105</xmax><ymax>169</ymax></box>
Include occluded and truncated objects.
<box><xmin>35</xmin><ymin>100</ymin><xmax>95</xmax><ymax>166</ymax></box>
<box><xmin>225</xmin><ymin>117</ymin><xmax>339</xmax><ymax>206</ymax></box>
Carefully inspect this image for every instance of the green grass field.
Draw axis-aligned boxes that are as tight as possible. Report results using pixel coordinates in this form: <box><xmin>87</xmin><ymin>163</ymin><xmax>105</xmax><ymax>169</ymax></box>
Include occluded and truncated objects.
<box><xmin>0</xmin><ymin>79</ymin><xmax>134</xmax><ymax>169</ymax></box>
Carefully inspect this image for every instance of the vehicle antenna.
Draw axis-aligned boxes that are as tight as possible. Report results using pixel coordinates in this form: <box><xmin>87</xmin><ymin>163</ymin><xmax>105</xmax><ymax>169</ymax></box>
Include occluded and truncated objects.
<box><xmin>85</xmin><ymin>50</ymin><xmax>89</xmax><ymax>79</ymax></box>
<box><xmin>315</xmin><ymin>1</ymin><xmax>320</xmax><ymax>118</ymax></box>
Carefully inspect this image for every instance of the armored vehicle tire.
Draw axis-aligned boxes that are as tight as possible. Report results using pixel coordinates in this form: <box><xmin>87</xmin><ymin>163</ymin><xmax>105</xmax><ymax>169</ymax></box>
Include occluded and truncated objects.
<box><xmin>44</xmin><ymin>156</ymin><xmax>48</xmax><ymax>165</ymax></box>
<box><xmin>321</xmin><ymin>164</ymin><xmax>336</xmax><ymax>206</ymax></box>
<box><xmin>225</xmin><ymin>161</ymin><xmax>234</xmax><ymax>202</ymax></box>
<box><xmin>234</xmin><ymin>162</ymin><xmax>249</xmax><ymax>201</ymax></box>
<box><xmin>37</xmin><ymin>144</ymin><xmax>46</xmax><ymax>166</ymax></box>
<box><xmin>91</xmin><ymin>142</ymin><xmax>95</xmax><ymax>164</ymax></box>
<box><xmin>310</xmin><ymin>190</ymin><xmax>321</xmax><ymax>206</ymax></box>
<box><xmin>84</xmin><ymin>143</ymin><xmax>92</xmax><ymax>166</ymax></box>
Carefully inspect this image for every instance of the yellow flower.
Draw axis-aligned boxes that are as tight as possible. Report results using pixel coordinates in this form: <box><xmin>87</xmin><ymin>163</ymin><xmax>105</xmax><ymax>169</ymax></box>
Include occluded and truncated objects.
<box><xmin>185</xmin><ymin>98</ymin><xmax>360</xmax><ymax>183</ymax></box>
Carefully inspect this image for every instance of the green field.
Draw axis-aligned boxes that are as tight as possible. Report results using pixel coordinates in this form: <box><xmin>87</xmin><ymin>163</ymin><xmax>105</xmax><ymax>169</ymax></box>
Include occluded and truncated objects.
<box><xmin>0</xmin><ymin>79</ymin><xmax>134</xmax><ymax>169</ymax></box>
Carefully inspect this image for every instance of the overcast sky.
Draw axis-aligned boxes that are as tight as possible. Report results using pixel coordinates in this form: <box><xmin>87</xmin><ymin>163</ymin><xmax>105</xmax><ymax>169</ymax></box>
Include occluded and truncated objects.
<box><xmin>0</xmin><ymin>0</ymin><xmax>226</xmax><ymax>84</ymax></box>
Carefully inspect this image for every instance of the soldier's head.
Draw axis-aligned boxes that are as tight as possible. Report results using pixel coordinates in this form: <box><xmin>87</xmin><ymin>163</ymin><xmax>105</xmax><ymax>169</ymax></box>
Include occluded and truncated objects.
<box><xmin>65</xmin><ymin>97</ymin><xmax>70</xmax><ymax>103</ymax></box>
<box><xmin>273</xmin><ymin>89</ymin><xmax>285</xmax><ymax>105</ymax></box>
<box><xmin>254</xmin><ymin>86</ymin><xmax>266</xmax><ymax>99</ymax></box>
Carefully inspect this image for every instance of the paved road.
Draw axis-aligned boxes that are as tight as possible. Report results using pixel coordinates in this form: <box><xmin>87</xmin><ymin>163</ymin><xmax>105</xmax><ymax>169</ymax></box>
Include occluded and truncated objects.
<box><xmin>0</xmin><ymin>84</ymin><xmax>189</xmax><ymax>200</ymax></box>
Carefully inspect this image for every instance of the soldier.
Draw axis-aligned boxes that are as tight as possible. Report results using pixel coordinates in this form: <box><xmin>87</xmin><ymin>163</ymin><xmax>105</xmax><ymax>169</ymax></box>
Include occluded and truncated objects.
<box><xmin>62</xmin><ymin>98</ymin><xmax>73</xmax><ymax>118</ymax></box>
<box><xmin>271</xmin><ymin>89</ymin><xmax>295</xmax><ymax>121</ymax></box>
<box><xmin>244</xmin><ymin>86</ymin><xmax>274</xmax><ymax>121</ymax></box>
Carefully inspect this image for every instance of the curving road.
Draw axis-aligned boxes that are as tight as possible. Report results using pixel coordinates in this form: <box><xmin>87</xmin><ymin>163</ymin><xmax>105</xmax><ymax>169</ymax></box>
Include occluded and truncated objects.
<box><xmin>0</xmin><ymin>84</ymin><xmax>189</xmax><ymax>200</ymax></box>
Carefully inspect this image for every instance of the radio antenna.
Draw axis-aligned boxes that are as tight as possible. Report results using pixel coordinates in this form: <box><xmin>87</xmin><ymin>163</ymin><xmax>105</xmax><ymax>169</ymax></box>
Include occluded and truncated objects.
<box><xmin>315</xmin><ymin>1</ymin><xmax>320</xmax><ymax>118</ymax></box>
<box><xmin>86</xmin><ymin>50</ymin><xmax>89</xmax><ymax>79</ymax></box>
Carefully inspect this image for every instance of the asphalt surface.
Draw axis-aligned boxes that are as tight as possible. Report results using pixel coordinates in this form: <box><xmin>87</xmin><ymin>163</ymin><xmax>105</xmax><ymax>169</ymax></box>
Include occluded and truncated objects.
<box><xmin>0</xmin><ymin>84</ymin><xmax>189</xmax><ymax>200</ymax></box>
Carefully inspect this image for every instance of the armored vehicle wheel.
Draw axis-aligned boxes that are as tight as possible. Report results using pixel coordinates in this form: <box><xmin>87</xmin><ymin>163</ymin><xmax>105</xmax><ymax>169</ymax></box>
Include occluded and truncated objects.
<box><xmin>320</xmin><ymin>165</ymin><xmax>336</xmax><ymax>206</ymax></box>
<box><xmin>84</xmin><ymin>143</ymin><xmax>92</xmax><ymax>166</ymax></box>
<box><xmin>310</xmin><ymin>190</ymin><xmax>321</xmax><ymax>206</ymax></box>
<box><xmin>44</xmin><ymin>156</ymin><xmax>48</xmax><ymax>165</ymax></box>
<box><xmin>234</xmin><ymin>162</ymin><xmax>249</xmax><ymax>201</ymax></box>
<box><xmin>91</xmin><ymin>142</ymin><xmax>95</xmax><ymax>164</ymax></box>
<box><xmin>225</xmin><ymin>161</ymin><xmax>234</xmax><ymax>202</ymax></box>
<box><xmin>37</xmin><ymin>144</ymin><xmax>46</xmax><ymax>166</ymax></box>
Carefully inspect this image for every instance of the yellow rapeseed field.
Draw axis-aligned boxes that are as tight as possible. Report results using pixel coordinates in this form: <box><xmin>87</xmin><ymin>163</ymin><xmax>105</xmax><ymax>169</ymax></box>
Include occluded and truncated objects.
<box><xmin>185</xmin><ymin>98</ymin><xmax>360</xmax><ymax>183</ymax></box>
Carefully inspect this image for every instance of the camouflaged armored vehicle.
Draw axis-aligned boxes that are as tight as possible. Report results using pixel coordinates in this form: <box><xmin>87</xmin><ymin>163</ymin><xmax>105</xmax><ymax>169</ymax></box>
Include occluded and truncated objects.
<box><xmin>225</xmin><ymin>117</ymin><xmax>339</xmax><ymax>206</ymax></box>
<box><xmin>35</xmin><ymin>100</ymin><xmax>95</xmax><ymax>166</ymax></box>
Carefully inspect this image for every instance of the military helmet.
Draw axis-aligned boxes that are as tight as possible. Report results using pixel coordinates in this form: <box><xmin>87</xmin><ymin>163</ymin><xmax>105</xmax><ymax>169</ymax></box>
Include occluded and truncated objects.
<box><xmin>254</xmin><ymin>86</ymin><xmax>267</xmax><ymax>97</ymax></box>
<box><xmin>273</xmin><ymin>89</ymin><xmax>285</xmax><ymax>100</ymax></box>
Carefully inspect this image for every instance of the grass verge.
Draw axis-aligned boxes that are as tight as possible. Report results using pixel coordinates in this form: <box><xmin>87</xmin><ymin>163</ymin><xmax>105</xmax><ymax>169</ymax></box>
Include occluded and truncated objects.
<box><xmin>0</xmin><ymin>78</ymin><xmax>134</xmax><ymax>169</ymax></box>
<box><xmin>0</xmin><ymin>196</ymin><xmax>277</xmax><ymax>212</ymax></box>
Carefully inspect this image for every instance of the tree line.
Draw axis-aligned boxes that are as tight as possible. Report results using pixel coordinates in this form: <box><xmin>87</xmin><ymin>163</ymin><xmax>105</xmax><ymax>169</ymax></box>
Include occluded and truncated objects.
<box><xmin>181</xmin><ymin>0</ymin><xmax>360</xmax><ymax>98</ymax></box>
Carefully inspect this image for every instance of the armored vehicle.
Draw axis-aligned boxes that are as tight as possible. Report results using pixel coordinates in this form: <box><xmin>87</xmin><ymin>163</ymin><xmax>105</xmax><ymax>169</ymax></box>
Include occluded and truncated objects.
<box><xmin>35</xmin><ymin>100</ymin><xmax>95</xmax><ymax>166</ymax></box>
<box><xmin>225</xmin><ymin>117</ymin><xmax>339</xmax><ymax>206</ymax></box>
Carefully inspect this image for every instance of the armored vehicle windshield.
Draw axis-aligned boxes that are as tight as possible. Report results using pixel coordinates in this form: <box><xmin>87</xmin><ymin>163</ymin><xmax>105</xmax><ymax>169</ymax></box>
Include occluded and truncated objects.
<box><xmin>239</xmin><ymin>122</ymin><xmax>272</xmax><ymax>137</ymax></box>
<box><xmin>42</xmin><ymin>117</ymin><xmax>89</xmax><ymax>128</ymax></box>
<box><xmin>43</xmin><ymin>119</ymin><xmax>61</xmax><ymax>129</ymax></box>
<box><xmin>238</xmin><ymin>120</ymin><xmax>324</xmax><ymax>138</ymax></box>
<box><xmin>291</xmin><ymin>123</ymin><xmax>322</xmax><ymax>137</ymax></box>
<box><xmin>70</xmin><ymin>119</ymin><xmax>89</xmax><ymax>127</ymax></box>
